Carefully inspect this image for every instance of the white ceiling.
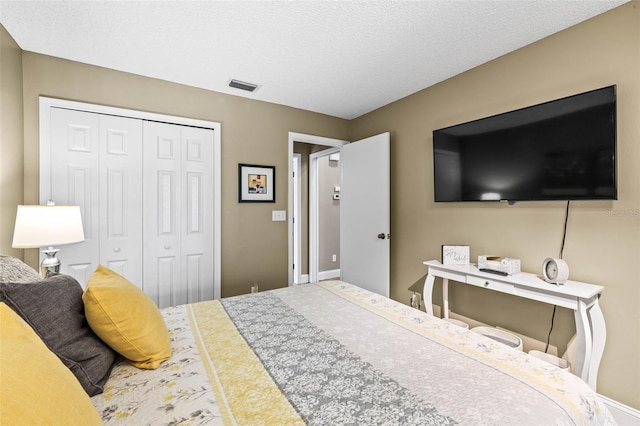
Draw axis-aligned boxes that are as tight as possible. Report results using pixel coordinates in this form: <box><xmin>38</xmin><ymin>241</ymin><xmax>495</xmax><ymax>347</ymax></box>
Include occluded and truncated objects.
<box><xmin>0</xmin><ymin>0</ymin><xmax>628</xmax><ymax>120</ymax></box>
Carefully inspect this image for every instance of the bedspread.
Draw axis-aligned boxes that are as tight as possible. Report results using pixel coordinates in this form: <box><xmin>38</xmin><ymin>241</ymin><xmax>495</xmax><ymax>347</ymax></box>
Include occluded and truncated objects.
<box><xmin>91</xmin><ymin>281</ymin><xmax>615</xmax><ymax>425</ymax></box>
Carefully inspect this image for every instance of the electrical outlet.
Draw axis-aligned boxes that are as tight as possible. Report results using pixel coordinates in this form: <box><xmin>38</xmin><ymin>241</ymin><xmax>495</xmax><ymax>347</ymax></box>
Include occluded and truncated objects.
<box><xmin>251</xmin><ymin>283</ymin><xmax>259</xmax><ymax>294</ymax></box>
<box><xmin>332</xmin><ymin>254</ymin><xmax>337</xmax><ymax>262</ymax></box>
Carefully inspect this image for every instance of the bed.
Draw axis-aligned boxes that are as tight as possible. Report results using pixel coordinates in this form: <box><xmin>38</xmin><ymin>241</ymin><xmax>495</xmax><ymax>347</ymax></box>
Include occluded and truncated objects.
<box><xmin>0</xmin><ymin>257</ymin><xmax>614</xmax><ymax>425</ymax></box>
<box><xmin>94</xmin><ymin>281</ymin><xmax>612</xmax><ymax>425</ymax></box>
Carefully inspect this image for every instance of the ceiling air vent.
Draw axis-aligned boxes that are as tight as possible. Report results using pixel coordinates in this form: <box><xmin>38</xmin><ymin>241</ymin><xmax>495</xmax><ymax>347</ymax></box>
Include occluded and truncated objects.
<box><xmin>228</xmin><ymin>79</ymin><xmax>258</xmax><ymax>92</ymax></box>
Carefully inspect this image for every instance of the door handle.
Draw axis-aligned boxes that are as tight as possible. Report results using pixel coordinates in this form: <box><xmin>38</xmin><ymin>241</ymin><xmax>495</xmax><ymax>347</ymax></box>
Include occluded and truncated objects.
<box><xmin>377</xmin><ymin>233</ymin><xmax>386</xmax><ymax>240</ymax></box>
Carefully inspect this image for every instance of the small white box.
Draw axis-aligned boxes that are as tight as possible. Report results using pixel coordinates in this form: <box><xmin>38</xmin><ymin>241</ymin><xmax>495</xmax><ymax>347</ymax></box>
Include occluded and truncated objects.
<box><xmin>477</xmin><ymin>256</ymin><xmax>521</xmax><ymax>275</ymax></box>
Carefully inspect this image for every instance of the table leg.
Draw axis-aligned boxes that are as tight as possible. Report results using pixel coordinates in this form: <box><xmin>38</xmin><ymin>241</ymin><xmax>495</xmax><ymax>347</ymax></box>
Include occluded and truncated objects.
<box><xmin>574</xmin><ymin>299</ymin><xmax>593</xmax><ymax>385</ymax></box>
<box><xmin>442</xmin><ymin>278</ymin><xmax>449</xmax><ymax>319</ymax></box>
<box><xmin>587</xmin><ymin>298</ymin><xmax>606</xmax><ymax>390</ymax></box>
<box><xmin>423</xmin><ymin>273</ymin><xmax>435</xmax><ymax>316</ymax></box>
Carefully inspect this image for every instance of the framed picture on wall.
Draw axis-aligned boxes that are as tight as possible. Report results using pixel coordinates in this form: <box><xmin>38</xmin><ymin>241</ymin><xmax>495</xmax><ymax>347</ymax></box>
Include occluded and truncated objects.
<box><xmin>238</xmin><ymin>163</ymin><xmax>275</xmax><ymax>203</ymax></box>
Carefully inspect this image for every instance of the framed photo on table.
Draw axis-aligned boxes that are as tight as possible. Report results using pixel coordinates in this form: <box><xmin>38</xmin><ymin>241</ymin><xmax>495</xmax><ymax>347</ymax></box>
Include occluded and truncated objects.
<box><xmin>442</xmin><ymin>245</ymin><xmax>470</xmax><ymax>265</ymax></box>
<box><xmin>238</xmin><ymin>164</ymin><xmax>275</xmax><ymax>203</ymax></box>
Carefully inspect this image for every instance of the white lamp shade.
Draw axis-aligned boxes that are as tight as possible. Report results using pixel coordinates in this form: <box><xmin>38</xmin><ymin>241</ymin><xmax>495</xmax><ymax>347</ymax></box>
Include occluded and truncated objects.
<box><xmin>12</xmin><ymin>205</ymin><xmax>85</xmax><ymax>248</ymax></box>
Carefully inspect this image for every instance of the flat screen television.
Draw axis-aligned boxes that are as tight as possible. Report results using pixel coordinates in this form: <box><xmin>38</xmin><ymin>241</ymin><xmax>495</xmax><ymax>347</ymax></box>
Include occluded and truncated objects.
<box><xmin>433</xmin><ymin>85</ymin><xmax>617</xmax><ymax>203</ymax></box>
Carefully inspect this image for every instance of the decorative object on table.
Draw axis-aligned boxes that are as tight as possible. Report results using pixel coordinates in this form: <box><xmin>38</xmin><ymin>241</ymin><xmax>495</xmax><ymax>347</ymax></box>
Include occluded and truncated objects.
<box><xmin>238</xmin><ymin>163</ymin><xmax>275</xmax><ymax>203</ymax></box>
<box><xmin>477</xmin><ymin>256</ymin><xmax>521</xmax><ymax>276</ymax></box>
<box><xmin>542</xmin><ymin>257</ymin><xmax>570</xmax><ymax>285</ymax></box>
<box><xmin>11</xmin><ymin>203</ymin><xmax>85</xmax><ymax>277</ymax></box>
<box><xmin>410</xmin><ymin>292</ymin><xmax>421</xmax><ymax>309</ymax></box>
<box><xmin>441</xmin><ymin>245</ymin><xmax>470</xmax><ymax>265</ymax></box>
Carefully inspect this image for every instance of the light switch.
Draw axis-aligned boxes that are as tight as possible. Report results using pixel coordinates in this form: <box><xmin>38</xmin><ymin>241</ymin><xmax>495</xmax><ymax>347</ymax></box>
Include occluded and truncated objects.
<box><xmin>272</xmin><ymin>210</ymin><xmax>286</xmax><ymax>221</ymax></box>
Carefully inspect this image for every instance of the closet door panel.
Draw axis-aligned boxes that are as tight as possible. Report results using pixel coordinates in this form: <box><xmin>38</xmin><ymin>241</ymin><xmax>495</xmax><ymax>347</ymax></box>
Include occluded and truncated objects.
<box><xmin>157</xmin><ymin>256</ymin><xmax>177</xmax><ymax>309</ymax></box>
<box><xmin>49</xmin><ymin>108</ymin><xmax>100</xmax><ymax>286</ymax></box>
<box><xmin>143</xmin><ymin>121</ymin><xmax>181</xmax><ymax>307</ymax></box>
<box><xmin>43</xmin><ymin>100</ymin><xmax>219</xmax><ymax>302</ymax></box>
<box><xmin>181</xmin><ymin>127</ymin><xmax>215</xmax><ymax>303</ymax></box>
<box><xmin>100</xmin><ymin>115</ymin><xmax>143</xmax><ymax>286</ymax></box>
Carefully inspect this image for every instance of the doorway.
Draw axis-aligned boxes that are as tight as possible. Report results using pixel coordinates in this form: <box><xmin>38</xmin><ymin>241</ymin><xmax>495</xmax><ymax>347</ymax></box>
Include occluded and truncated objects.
<box><xmin>288</xmin><ymin>132</ymin><xmax>348</xmax><ymax>286</ymax></box>
<box><xmin>309</xmin><ymin>147</ymin><xmax>341</xmax><ymax>283</ymax></box>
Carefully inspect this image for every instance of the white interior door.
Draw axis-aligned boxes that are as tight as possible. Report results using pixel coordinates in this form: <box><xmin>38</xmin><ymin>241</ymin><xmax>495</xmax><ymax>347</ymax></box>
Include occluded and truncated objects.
<box><xmin>180</xmin><ymin>125</ymin><xmax>215</xmax><ymax>305</ymax></box>
<box><xmin>99</xmin><ymin>114</ymin><xmax>143</xmax><ymax>286</ymax></box>
<box><xmin>143</xmin><ymin>121</ymin><xmax>215</xmax><ymax>308</ymax></box>
<box><xmin>48</xmin><ymin>108</ymin><xmax>100</xmax><ymax>284</ymax></box>
<box><xmin>143</xmin><ymin>121</ymin><xmax>181</xmax><ymax>306</ymax></box>
<box><xmin>46</xmin><ymin>108</ymin><xmax>143</xmax><ymax>287</ymax></box>
<box><xmin>41</xmin><ymin>97</ymin><xmax>222</xmax><ymax>301</ymax></box>
<box><xmin>340</xmin><ymin>132</ymin><xmax>390</xmax><ymax>297</ymax></box>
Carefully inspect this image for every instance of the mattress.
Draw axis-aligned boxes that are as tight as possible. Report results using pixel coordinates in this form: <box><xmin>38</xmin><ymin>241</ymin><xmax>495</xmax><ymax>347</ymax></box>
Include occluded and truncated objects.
<box><xmin>91</xmin><ymin>280</ymin><xmax>615</xmax><ymax>425</ymax></box>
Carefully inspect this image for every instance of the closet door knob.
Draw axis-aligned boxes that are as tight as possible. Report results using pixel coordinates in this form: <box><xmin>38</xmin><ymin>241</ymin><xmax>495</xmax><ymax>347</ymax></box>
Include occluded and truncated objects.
<box><xmin>113</xmin><ymin>247</ymin><xmax>120</xmax><ymax>253</ymax></box>
<box><xmin>164</xmin><ymin>245</ymin><xmax>171</xmax><ymax>250</ymax></box>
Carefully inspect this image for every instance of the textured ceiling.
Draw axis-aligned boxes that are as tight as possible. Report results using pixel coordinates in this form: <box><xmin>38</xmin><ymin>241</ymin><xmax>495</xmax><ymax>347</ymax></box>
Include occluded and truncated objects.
<box><xmin>0</xmin><ymin>0</ymin><xmax>628</xmax><ymax>119</ymax></box>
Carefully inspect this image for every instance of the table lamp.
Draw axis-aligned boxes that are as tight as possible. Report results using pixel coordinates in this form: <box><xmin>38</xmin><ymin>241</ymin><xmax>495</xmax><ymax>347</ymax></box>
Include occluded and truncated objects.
<box><xmin>12</xmin><ymin>204</ymin><xmax>85</xmax><ymax>277</ymax></box>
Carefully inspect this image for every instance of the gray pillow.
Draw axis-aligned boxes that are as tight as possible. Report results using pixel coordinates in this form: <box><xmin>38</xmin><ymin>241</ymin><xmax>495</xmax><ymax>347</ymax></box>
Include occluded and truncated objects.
<box><xmin>0</xmin><ymin>274</ymin><xmax>117</xmax><ymax>396</ymax></box>
<box><xmin>0</xmin><ymin>255</ymin><xmax>42</xmax><ymax>283</ymax></box>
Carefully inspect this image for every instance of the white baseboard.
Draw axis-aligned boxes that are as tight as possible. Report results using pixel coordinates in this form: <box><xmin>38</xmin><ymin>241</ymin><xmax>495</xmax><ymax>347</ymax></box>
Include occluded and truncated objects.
<box><xmin>318</xmin><ymin>269</ymin><xmax>340</xmax><ymax>281</ymax></box>
<box><xmin>599</xmin><ymin>394</ymin><xmax>640</xmax><ymax>425</ymax></box>
<box><xmin>295</xmin><ymin>274</ymin><xmax>310</xmax><ymax>284</ymax></box>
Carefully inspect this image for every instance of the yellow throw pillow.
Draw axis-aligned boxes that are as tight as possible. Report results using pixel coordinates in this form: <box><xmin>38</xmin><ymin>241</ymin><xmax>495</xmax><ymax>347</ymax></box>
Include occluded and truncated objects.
<box><xmin>83</xmin><ymin>265</ymin><xmax>171</xmax><ymax>369</ymax></box>
<box><xmin>0</xmin><ymin>303</ymin><xmax>103</xmax><ymax>425</ymax></box>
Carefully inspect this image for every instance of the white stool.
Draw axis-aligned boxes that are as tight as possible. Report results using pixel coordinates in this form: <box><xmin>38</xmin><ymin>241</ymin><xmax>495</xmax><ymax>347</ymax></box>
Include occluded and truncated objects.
<box><xmin>471</xmin><ymin>326</ymin><xmax>523</xmax><ymax>351</ymax></box>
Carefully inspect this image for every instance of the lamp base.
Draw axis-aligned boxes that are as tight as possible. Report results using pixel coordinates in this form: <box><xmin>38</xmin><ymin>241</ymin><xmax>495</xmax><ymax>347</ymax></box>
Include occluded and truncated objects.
<box><xmin>40</xmin><ymin>247</ymin><xmax>61</xmax><ymax>278</ymax></box>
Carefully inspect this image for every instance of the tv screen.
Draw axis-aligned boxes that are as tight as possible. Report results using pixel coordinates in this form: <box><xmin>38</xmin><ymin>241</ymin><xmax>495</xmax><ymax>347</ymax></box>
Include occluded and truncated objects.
<box><xmin>433</xmin><ymin>85</ymin><xmax>617</xmax><ymax>203</ymax></box>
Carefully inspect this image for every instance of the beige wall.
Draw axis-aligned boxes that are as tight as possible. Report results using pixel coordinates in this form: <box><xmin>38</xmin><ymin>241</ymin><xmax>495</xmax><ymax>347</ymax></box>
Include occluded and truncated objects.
<box><xmin>0</xmin><ymin>25</ymin><xmax>24</xmax><ymax>259</ymax></box>
<box><xmin>351</xmin><ymin>2</ymin><xmax>640</xmax><ymax>409</ymax></box>
<box><xmin>16</xmin><ymin>51</ymin><xmax>350</xmax><ymax>297</ymax></box>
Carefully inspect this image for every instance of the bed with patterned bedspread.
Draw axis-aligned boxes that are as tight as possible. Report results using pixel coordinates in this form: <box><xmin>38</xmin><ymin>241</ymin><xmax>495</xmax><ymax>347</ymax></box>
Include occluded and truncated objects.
<box><xmin>90</xmin><ymin>280</ymin><xmax>614</xmax><ymax>425</ymax></box>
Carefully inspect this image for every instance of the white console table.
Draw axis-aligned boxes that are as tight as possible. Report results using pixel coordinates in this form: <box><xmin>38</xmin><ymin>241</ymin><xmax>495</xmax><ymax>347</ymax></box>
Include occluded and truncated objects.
<box><xmin>423</xmin><ymin>260</ymin><xmax>606</xmax><ymax>390</ymax></box>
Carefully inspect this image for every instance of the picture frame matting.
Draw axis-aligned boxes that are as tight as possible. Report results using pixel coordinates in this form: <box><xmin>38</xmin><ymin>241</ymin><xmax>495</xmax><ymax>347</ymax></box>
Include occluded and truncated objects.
<box><xmin>238</xmin><ymin>163</ymin><xmax>276</xmax><ymax>203</ymax></box>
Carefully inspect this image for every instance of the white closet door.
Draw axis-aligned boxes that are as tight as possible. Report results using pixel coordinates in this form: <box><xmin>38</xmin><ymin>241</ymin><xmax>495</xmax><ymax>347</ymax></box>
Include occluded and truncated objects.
<box><xmin>143</xmin><ymin>121</ymin><xmax>181</xmax><ymax>307</ymax></box>
<box><xmin>42</xmin><ymin>98</ymin><xmax>220</xmax><ymax>302</ymax></box>
<box><xmin>143</xmin><ymin>121</ymin><xmax>214</xmax><ymax>308</ymax></box>
<box><xmin>48</xmin><ymin>109</ymin><xmax>143</xmax><ymax>287</ymax></box>
<box><xmin>181</xmin><ymin>126</ymin><xmax>215</xmax><ymax>304</ymax></box>
<box><xmin>99</xmin><ymin>115</ymin><xmax>143</xmax><ymax>285</ymax></box>
<box><xmin>49</xmin><ymin>108</ymin><xmax>100</xmax><ymax>284</ymax></box>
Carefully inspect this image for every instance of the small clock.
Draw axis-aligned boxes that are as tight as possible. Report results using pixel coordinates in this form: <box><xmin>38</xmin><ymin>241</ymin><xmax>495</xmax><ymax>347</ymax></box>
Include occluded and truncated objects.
<box><xmin>542</xmin><ymin>258</ymin><xmax>569</xmax><ymax>285</ymax></box>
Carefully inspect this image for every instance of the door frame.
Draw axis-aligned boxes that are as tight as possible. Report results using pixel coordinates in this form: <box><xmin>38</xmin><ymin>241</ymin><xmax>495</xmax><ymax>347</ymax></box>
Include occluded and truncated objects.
<box><xmin>39</xmin><ymin>96</ymin><xmax>222</xmax><ymax>299</ymax></box>
<box><xmin>288</xmin><ymin>132</ymin><xmax>348</xmax><ymax>286</ymax></box>
<box><xmin>292</xmin><ymin>153</ymin><xmax>303</xmax><ymax>284</ymax></box>
<box><xmin>308</xmin><ymin>147</ymin><xmax>341</xmax><ymax>283</ymax></box>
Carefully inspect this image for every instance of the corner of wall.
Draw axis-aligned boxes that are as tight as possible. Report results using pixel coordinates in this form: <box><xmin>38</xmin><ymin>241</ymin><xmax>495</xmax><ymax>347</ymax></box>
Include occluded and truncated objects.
<box><xmin>0</xmin><ymin>24</ymin><xmax>25</xmax><ymax>258</ymax></box>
